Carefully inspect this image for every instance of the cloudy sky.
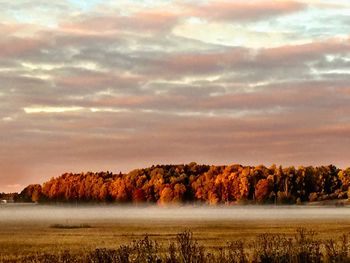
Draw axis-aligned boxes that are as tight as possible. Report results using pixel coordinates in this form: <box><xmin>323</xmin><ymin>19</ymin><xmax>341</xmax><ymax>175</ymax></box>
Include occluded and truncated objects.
<box><xmin>1</xmin><ymin>0</ymin><xmax>350</xmax><ymax>192</ymax></box>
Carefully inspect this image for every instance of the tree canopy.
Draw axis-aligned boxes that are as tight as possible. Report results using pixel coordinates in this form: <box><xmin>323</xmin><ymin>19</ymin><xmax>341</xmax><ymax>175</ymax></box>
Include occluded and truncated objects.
<box><xmin>18</xmin><ymin>163</ymin><xmax>350</xmax><ymax>204</ymax></box>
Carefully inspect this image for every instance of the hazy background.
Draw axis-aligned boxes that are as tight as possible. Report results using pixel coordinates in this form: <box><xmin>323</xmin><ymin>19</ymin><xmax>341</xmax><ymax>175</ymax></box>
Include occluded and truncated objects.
<box><xmin>1</xmin><ymin>204</ymin><xmax>350</xmax><ymax>223</ymax></box>
<box><xmin>1</xmin><ymin>0</ymin><xmax>350</xmax><ymax>192</ymax></box>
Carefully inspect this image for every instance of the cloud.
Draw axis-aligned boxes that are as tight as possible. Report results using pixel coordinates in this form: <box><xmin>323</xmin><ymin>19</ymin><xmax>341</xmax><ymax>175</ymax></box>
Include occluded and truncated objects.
<box><xmin>0</xmin><ymin>36</ymin><xmax>45</xmax><ymax>58</ymax></box>
<box><xmin>185</xmin><ymin>1</ymin><xmax>307</xmax><ymax>22</ymax></box>
<box><xmin>0</xmin><ymin>0</ymin><xmax>350</xmax><ymax>191</ymax></box>
<box><xmin>257</xmin><ymin>37</ymin><xmax>350</xmax><ymax>66</ymax></box>
<box><xmin>60</xmin><ymin>10</ymin><xmax>180</xmax><ymax>35</ymax></box>
<box><xmin>23</xmin><ymin>106</ymin><xmax>83</xmax><ymax>113</ymax></box>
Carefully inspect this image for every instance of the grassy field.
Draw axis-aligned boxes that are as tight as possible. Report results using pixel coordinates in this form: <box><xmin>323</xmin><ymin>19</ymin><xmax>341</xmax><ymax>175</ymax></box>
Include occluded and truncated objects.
<box><xmin>1</xmin><ymin>205</ymin><xmax>350</xmax><ymax>262</ymax></box>
<box><xmin>1</xmin><ymin>218</ymin><xmax>350</xmax><ymax>258</ymax></box>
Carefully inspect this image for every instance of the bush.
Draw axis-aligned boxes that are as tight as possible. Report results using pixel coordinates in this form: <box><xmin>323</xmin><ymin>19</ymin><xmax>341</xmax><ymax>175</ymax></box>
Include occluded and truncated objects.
<box><xmin>176</xmin><ymin>230</ymin><xmax>205</xmax><ymax>263</ymax></box>
<box><xmin>131</xmin><ymin>235</ymin><xmax>161</xmax><ymax>263</ymax></box>
<box><xmin>88</xmin><ymin>248</ymin><xmax>118</xmax><ymax>263</ymax></box>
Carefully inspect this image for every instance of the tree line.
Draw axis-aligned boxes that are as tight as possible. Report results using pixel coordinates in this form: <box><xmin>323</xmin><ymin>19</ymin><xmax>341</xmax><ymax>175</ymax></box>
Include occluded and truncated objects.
<box><xmin>18</xmin><ymin>163</ymin><xmax>350</xmax><ymax>204</ymax></box>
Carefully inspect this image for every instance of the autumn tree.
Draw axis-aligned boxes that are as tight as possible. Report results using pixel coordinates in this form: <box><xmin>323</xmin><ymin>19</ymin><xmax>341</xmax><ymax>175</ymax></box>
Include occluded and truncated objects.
<box><xmin>159</xmin><ymin>186</ymin><xmax>174</xmax><ymax>205</ymax></box>
<box><xmin>18</xmin><ymin>163</ymin><xmax>350</xmax><ymax>205</ymax></box>
<box><xmin>255</xmin><ymin>179</ymin><xmax>274</xmax><ymax>203</ymax></box>
<box><xmin>19</xmin><ymin>184</ymin><xmax>42</xmax><ymax>202</ymax></box>
<box><xmin>133</xmin><ymin>188</ymin><xmax>146</xmax><ymax>203</ymax></box>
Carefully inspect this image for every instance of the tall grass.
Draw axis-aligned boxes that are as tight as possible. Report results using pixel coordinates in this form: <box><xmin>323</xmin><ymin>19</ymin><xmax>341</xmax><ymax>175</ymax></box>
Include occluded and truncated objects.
<box><xmin>1</xmin><ymin>228</ymin><xmax>350</xmax><ymax>263</ymax></box>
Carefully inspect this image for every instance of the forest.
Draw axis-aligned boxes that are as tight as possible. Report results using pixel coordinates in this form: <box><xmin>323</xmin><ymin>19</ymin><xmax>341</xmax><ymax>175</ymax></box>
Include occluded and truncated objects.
<box><xmin>17</xmin><ymin>163</ymin><xmax>350</xmax><ymax>204</ymax></box>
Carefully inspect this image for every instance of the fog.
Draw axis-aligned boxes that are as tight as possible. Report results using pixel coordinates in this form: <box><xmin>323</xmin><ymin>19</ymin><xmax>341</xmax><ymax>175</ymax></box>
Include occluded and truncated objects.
<box><xmin>1</xmin><ymin>204</ymin><xmax>350</xmax><ymax>224</ymax></box>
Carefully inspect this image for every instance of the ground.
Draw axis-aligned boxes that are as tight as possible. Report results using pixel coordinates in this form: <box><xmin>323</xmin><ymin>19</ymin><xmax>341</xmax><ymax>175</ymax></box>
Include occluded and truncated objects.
<box><xmin>1</xmin><ymin>215</ymin><xmax>350</xmax><ymax>260</ymax></box>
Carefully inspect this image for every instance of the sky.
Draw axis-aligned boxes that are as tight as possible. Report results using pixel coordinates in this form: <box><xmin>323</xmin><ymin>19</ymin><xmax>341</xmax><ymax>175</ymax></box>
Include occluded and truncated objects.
<box><xmin>1</xmin><ymin>0</ymin><xmax>350</xmax><ymax>192</ymax></box>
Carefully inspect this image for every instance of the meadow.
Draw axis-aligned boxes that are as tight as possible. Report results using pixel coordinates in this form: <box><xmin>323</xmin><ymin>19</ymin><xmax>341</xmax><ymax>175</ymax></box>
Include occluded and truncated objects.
<box><xmin>1</xmin><ymin>204</ymin><xmax>350</xmax><ymax>262</ymax></box>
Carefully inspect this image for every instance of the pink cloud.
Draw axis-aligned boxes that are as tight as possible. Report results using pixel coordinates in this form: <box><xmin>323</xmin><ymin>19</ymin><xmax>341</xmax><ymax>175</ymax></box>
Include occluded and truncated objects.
<box><xmin>2</xmin><ymin>102</ymin><xmax>350</xmax><ymax>193</ymax></box>
<box><xmin>140</xmin><ymin>48</ymin><xmax>250</xmax><ymax>77</ymax></box>
<box><xmin>128</xmin><ymin>10</ymin><xmax>180</xmax><ymax>32</ymax></box>
<box><xmin>0</xmin><ymin>37</ymin><xmax>44</xmax><ymax>58</ymax></box>
<box><xmin>138</xmin><ymin>36</ymin><xmax>350</xmax><ymax>78</ymax></box>
<box><xmin>0</xmin><ymin>23</ymin><xmax>29</xmax><ymax>35</ymax></box>
<box><xmin>186</xmin><ymin>0</ymin><xmax>306</xmax><ymax>22</ymax></box>
<box><xmin>259</xmin><ymin>37</ymin><xmax>350</xmax><ymax>64</ymax></box>
<box><xmin>55</xmin><ymin>72</ymin><xmax>144</xmax><ymax>89</ymax></box>
<box><xmin>335</xmin><ymin>87</ymin><xmax>350</xmax><ymax>95</ymax></box>
<box><xmin>60</xmin><ymin>10</ymin><xmax>180</xmax><ymax>35</ymax></box>
<box><xmin>91</xmin><ymin>95</ymin><xmax>155</xmax><ymax>108</ymax></box>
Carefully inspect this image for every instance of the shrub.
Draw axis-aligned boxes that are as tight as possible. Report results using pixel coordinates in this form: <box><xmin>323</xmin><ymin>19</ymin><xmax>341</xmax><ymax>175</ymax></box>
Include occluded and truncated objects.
<box><xmin>131</xmin><ymin>235</ymin><xmax>161</xmax><ymax>263</ymax></box>
<box><xmin>177</xmin><ymin>230</ymin><xmax>205</xmax><ymax>263</ymax></box>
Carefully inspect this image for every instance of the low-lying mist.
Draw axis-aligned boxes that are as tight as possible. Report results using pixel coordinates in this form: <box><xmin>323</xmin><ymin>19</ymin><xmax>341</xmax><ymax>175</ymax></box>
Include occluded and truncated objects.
<box><xmin>1</xmin><ymin>204</ymin><xmax>350</xmax><ymax>223</ymax></box>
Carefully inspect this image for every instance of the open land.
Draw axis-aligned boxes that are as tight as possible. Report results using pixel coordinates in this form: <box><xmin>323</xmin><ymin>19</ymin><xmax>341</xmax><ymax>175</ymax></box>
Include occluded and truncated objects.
<box><xmin>1</xmin><ymin>204</ymin><xmax>350</xmax><ymax>261</ymax></box>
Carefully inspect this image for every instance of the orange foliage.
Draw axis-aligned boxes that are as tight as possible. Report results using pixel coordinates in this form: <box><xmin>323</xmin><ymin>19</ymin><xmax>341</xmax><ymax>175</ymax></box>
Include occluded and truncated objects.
<box><xmin>19</xmin><ymin>163</ymin><xmax>347</xmax><ymax>205</ymax></box>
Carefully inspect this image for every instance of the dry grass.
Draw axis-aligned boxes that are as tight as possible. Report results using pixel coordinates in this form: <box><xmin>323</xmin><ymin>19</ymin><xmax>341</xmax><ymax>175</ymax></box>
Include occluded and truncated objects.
<box><xmin>1</xmin><ymin>217</ymin><xmax>350</xmax><ymax>261</ymax></box>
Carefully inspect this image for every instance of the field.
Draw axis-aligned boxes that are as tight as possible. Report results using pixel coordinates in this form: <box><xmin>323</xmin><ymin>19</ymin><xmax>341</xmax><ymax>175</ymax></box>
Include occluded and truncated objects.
<box><xmin>1</xmin><ymin>204</ymin><xmax>350</xmax><ymax>262</ymax></box>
